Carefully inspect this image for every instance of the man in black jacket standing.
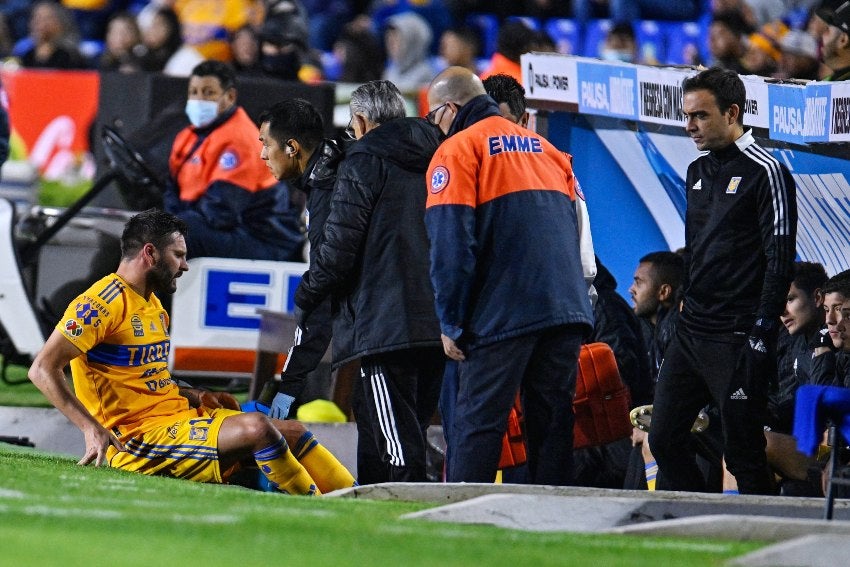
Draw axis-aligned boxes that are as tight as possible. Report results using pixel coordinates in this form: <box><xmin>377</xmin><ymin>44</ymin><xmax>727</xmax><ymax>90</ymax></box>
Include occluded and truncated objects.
<box><xmin>293</xmin><ymin>80</ymin><xmax>444</xmax><ymax>483</ymax></box>
<box><xmin>257</xmin><ymin>98</ymin><xmax>342</xmax><ymax>419</ymax></box>
<box><xmin>648</xmin><ymin>67</ymin><xmax>797</xmax><ymax>495</ymax></box>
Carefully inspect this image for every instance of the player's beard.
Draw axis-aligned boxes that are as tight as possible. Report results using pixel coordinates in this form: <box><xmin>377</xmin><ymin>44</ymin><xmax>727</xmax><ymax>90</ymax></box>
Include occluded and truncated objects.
<box><xmin>148</xmin><ymin>257</ymin><xmax>179</xmax><ymax>296</ymax></box>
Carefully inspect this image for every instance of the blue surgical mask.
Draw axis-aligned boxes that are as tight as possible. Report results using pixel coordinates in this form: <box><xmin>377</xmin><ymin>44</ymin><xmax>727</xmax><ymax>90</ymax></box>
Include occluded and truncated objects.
<box><xmin>185</xmin><ymin>99</ymin><xmax>219</xmax><ymax>128</ymax></box>
<box><xmin>601</xmin><ymin>48</ymin><xmax>635</xmax><ymax>63</ymax></box>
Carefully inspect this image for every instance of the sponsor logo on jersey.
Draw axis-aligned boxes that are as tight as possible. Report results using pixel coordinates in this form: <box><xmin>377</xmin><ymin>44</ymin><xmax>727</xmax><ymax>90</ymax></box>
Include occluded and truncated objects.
<box><xmin>64</xmin><ymin>319</ymin><xmax>83</xmax><ymax>337</ymax></box>
<box><xmin>692</xmin><ymin>179</ymin><xmax>702</xmax><ymax>191</ymax></box>
<box><xmin>76</xmin><ymin>302</ymin><xmax>99</xmax><ymax>325</ymax></box>
<box><xmin>726</xmin><ymin>176</ymin><xmax>742</xmax><ymax>194</ymax></box>
<box><xmin>431</xmin><ymin>166</ymin><xmax>450</xmax><ymax>193</ymax></box>
<box><xmin>131</xmin><ymin>314</ymin><xmax>144</xmax><ymax>337</ymax></box>
<box><xmin>219</xmin><ymin>150</ymin><xmax>239</xmax><ymax>170</ymax></box>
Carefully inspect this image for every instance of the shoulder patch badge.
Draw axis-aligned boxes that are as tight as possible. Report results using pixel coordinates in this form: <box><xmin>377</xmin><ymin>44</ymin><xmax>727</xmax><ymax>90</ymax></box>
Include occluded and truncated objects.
<box><xmin>219</xmin><ymin>150</ymin><xmax>239</xmax><ymax>170</ymax></box>
<box><xmin>64</xmin><ymin>319</ymin><xmax>83</xmax><ymax>337</ymax></box>
<box><xmin>431</xmin><ymin>166</ymin><xmax>450</xmax><ymax>194</ymax></box>
<box><xmin>726</xmin><ymin>176</ymin><xmax>742</xmax><ymax>194</ymax></box>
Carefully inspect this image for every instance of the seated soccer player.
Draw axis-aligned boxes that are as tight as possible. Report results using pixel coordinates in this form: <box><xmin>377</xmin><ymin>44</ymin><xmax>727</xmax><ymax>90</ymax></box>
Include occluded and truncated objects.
<box><xmin>28</xmin><ymin>209</ymin><xmax>355</xmax><ymax>495</ymax></box>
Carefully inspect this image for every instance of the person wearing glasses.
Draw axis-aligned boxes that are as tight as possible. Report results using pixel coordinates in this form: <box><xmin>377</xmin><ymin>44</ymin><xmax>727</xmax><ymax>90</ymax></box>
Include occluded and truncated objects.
<box><xmin>292</xmin><ymin>80</ymin><xmax>444</xmax><ymax>484</ymax></box>
<box><xmin>424</xmin><ymin>66</ymin><xmax>596</xmax><ymax>485</ymax></box>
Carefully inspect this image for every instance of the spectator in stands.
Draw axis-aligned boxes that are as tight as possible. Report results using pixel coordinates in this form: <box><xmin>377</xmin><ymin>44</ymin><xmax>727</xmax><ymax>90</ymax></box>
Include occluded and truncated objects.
<box><xmin>601</xmin><ymin>22</ymin><xmax>638</xmax><ymax>64</ymax></box>
<box><xmin>776</xmin><ymin>28</ymin><xmax>820</xmax><ymax>79</ymax></box>
<box><xmin>19</xmin><ymin>1</ymin><xmax>87</xmax><ymax>69</ymax></box>
<box><xmin>301</xmin><ymin>0</ymin><xmax>352</xmax><ymax>52</ymax></box>
<box><xmin>98</xmin><ymin>12</ymin><xmax>143</xmax><ymax>73</ymax></box>
<box><xmin>741</xmin><ymin>28</ymin><xmax>783</xmax><ymax>75</ymax></box>
<box><xmin>438</xmin><ymin>25</ymin><xmax>481</xmax><ymax>73</ymax></box>
<box><xmin>28</xmin><ymin>208</ymin><xmax>356</xmax><ymax>495</ymax></box>
<box><xmin>229</xmin><ymin>25</ymin><xmax>263</xmax><ymax>76</ymax></box>
<box><xmin>137</xmin><ymin>7</ymin><xmax>197</xmax><ymax>74</ymax></box>
<box><xmin>709</xmin><ymin>10</ymin><xmax>753</xmax><ymax>74</ymax></box>
<box><xmin>479</xmin><ymin>20</ymin><xmax>537</xmax><ymax>83</ymax></box>
<box><xmin>648</xmin><ymin>67</ymin><xmax>797</xmax><ymax>495</ymax></box>
<box><xmin>258</xmin><ymin>5</ymin><xmax>323</xmax><ymax>83</ymax></box>
<box><xmin>164</xmin><ymin>60</ymin><xmax>304</xmax><ymax>261</ymax></box>
<box><xmin>0</xmin><ymin>13</ymin><xmax>14</xmax><ymax>58</ymax></box>
<box><xmin>382</xmin><ymin>11</ymin><xmax>435</xmax><ymax>95</ymax></box>
<box><xmin>332</xmin><ymin>24</ymin><xmax>385</xmax><ymax>83</ymax></box>
<box><xmin>815</xmin><ymin>0</ymin><xmax>850</xmax><ymax>81</ymax></box>
<box><xmin>172</xmin><ymin>0</ymin><xmax>264</xmax><ymax>62</ymax></box>
<box><xmin>573</xmin><ymin>0</ymin><xmax>701</xmax><ymax>23</ymax></box>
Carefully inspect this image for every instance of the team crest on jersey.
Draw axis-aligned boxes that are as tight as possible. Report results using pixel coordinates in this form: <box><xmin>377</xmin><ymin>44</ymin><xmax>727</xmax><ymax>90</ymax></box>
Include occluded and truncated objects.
<box><xmin>219</xmin><ymin>150</ymin><xmax>239</xmax><ymax>170</ymax></box>
<box><xmin>160</xmin><ymin>313</ymin><xmax>169</xmax><ymax>337</ymax></box>
<box><xmin>190</xmin><ymin>426</ymin><xmax>209</xmax><ymax>441</ymax></box>
<box><xmin>431</xmin><ymin>166</ymin><xmax>450</xmax><ymax>193</ymax></box>
<box><xmin>64</xmin><ymin>319</ymin><xmax>83</xmax><ymax>337</ymax></box>
<box><xmin>726</xmin><ymin>177</ymin><xmax>742</xmax><ymax>194</ymax></box>
<box><xmin>131</xmin><ymin>314</ymin><xmax>144</xmax><ymax>337</ymax></box>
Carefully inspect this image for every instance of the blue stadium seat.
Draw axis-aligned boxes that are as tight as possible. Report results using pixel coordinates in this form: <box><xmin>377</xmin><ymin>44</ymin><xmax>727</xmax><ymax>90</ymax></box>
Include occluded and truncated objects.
<box><xmin>664</xmin><ymin>21</ymin><xmax>706</xmax><ymax>66</ymax></box>
<box><xmin>635</xmin><ymin>20</ymin><xmax>666</xmax><ymax>65</ymax></box>
<box><xmin>505</xmin><ymin>15</ymin><xmax>541</xmax><ymax>31</ymax></box>
<box><xmin>545</xmin><ymin>18</ymin><xmax>582</xmax><ymax>56</ymax></box>
<box><xmin>582</xmin><ymin>19</ymin><xmax>612</xmax><ymax>58</ymax></box>
<box><xmin>784</xmin><ymin>6</ymin><xmax>810</xmax><ymax>30</ymax></box>
<box><xmin>466</xmin><ymin>13</ymin><xmax>499</xmax><ymax>59</ymax></box>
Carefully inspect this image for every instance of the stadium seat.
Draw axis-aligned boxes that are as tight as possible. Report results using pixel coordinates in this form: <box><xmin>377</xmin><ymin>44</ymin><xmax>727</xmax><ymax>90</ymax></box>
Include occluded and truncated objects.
<box><xmin>545</xmin><ymin>18</ymin><xmax>582</xmax><ymax>56</ymax></box>
<box><xmin>505</xmin><ymin>15</ymin><xmax>541</xmax><ymax>31</ymax></box>
<box><xmin>635</xmin><ymin>20</ymin><xmax>666</xmax><ymax>65</ymax></box>
<box><xmin>784</xmin><ymin>6</ymin><xmax>810</xmax><ymax>30</ymax></box>
<box><xmin>664</xmin><ymin>21</ymin><xmax>703</xmax><ymax>65</ymax></box>
<box><xmin>321</xmin><ymin>51</ymin><xmax>341</xmax><ymax>81</ymax></box>
<box><xmin>582</xmin><ymin>19</ymin><xmax>612</xmax><ymax>59</ymax></box>
<box><xmin>465</xmin><ymin>13</ymin><xmax>499</xmax><ymax>58</ymax></box>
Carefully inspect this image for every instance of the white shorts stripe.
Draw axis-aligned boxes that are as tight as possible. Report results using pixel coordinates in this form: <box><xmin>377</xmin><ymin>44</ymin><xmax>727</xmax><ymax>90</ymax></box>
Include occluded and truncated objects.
<box><xmin>370</xmin><ymin>363</ymin><xmax>405</xmax><ymax>467</ymax></box>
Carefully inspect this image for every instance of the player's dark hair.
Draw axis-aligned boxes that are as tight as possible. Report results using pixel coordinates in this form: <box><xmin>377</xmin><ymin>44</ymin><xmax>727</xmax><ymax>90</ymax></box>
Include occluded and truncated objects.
<box><xmin>259</xmin><ymin>98</ymin><xmax>324</xmax><ymax>153</ymax></box>
<box><xmin>639</xmin><ymin>251</ymin><xmax>684</xmax><ymax>291</ymax></box>
<box><xmin>822</xmin><ymin>269</ymin><xmax>850</xmax><ymax>298</ymax></box>
<box><xmin>792</xmin><ymin>261</ymin><xmax>828</xmax><ymax>296</ymax></box>
<box><xmin>682</xmin><ymin>66</ymin><xmax>746</xmax><ymax>126</ymax></box>
<box><xmin>483</xmin><ymin>73</ymin><xmax>526</xmax><ymax>120</ymax></box>
<box><xmin>121</xmin><ymin>209</ymin><xmax>187</xmax><ymax>259</ymax></box>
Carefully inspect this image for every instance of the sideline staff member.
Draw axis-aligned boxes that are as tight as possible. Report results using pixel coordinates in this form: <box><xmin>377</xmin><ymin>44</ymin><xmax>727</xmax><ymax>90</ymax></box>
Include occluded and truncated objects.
<box><xmin>28</xmin><ymin>209</ymin><xmax>355</xmax><ymax>495</ymax></box>
<box><xmin>425</xmin><ymin>67</ymin><xmax>595</xmax><ymax>485</ymax></box>
<box><xmin>648</xmin><ymin>67</ymin><xmax>797</xmax><ymax>495</ymax></box>
<box><xmin>165</xmin><ymin>60</ymin><xmax>302</xmax><ymax>260</ymax></box>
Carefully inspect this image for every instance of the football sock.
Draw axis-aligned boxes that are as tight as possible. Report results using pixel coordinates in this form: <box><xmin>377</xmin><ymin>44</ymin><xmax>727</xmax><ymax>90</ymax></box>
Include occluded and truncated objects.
<box><xmin>644</xmin><ymin>460</ymin><xmax>658</xmax><ymax>491</ymax></box>
<box><xmin>293</xmin><ymin>431</ymin><xmax>357</xmax><ymax>493</ymax></box>
<box><xmin>254</xmin><ymin>438</ymin><xmax>320</xmax><ymax>496</ymax></box>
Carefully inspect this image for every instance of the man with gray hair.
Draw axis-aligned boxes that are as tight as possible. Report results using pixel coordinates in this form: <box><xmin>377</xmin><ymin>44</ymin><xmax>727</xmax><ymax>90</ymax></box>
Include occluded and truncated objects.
<box><xmin>293</xmin><ymin>80</ymin><xmax>444</xmax><ymax>483</ymax></box>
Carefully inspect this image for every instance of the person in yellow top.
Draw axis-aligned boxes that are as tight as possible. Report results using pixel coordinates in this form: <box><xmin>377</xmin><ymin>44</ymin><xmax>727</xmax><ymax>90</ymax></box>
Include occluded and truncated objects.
<box><xmin>28</xmin><ymin>209</ymin><xmax>355</xmax><ymax>495</ymax></box>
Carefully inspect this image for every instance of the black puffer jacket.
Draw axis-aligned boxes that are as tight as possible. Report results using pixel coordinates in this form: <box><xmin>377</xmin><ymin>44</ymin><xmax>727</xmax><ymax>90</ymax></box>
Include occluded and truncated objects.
<box><xmin>587</xmin><ymin>260</ymin><xmax>654</xmax><ymax>407</ymax></box>
<box><xmin>294</xmin><ymin>117</ymin><xmax>443</xmax><ymax>366</ymax></box>
<box><xmin>292</xmin><ymin>139</ymin><xmax>343</xmax><ymax>262</ymax></box>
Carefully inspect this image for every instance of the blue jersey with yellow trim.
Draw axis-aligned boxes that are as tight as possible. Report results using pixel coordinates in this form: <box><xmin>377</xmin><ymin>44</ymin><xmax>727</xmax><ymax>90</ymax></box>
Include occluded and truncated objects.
<box><xmin>57</xmin><ymin>274</ymin><xmax>191</xmax><ymax>439</ymax></box>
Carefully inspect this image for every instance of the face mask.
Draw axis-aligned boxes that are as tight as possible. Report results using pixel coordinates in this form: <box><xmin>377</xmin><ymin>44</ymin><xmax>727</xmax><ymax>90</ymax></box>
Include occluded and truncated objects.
<box><xmin>185</xmin><ymin>99</ymin><xmax>219</xmax><ymax>128</ymax></box>
<box><xmin>601</xmin><ymin>49</ymin><xmax>634</xmax><ymax>63</ymax></box>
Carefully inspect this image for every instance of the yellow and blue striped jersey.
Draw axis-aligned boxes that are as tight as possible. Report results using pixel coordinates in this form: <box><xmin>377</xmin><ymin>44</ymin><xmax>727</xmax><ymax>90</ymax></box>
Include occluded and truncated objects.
<box><xmin>57</xmin><ymin>274</ymin><xmax>191</xmax><ymax>440</ymax></box>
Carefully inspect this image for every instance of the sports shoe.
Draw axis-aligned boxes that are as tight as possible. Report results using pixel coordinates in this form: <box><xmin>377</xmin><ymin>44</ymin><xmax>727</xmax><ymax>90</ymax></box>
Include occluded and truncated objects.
<box><xmin>628</xmin><ymin>404</ymin><xmax>710</xmax><ymax>434</ymax></box>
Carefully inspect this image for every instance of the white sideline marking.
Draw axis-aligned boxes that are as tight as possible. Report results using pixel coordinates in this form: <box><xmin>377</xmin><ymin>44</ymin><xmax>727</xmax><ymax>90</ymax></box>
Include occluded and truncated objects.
<box><xmin>0</xmin><ymin>487</ymin><xmax>26</xmax><ymax>498</ymax></box>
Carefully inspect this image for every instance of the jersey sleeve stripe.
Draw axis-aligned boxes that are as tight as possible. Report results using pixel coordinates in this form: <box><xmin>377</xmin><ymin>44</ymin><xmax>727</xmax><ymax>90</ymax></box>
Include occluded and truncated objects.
<box><xmin>743</xmin><ymin>145</ymin><xmax>791</xmax><ymax>236</ymax></box>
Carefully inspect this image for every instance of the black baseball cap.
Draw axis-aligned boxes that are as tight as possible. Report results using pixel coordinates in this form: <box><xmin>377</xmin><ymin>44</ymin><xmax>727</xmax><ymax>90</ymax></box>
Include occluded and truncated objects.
<box><xmin>817</xmin><ymin>0</ymin><xmax>850</xmax><ymax>34</ymax></box>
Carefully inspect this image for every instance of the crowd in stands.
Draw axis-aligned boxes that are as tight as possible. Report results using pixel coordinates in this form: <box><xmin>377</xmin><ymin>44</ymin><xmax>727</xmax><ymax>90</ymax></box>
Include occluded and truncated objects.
<box><xmin>0</xmin><ymin>0</ymin><xmax>844</xmax><ymax>88</ymax></box>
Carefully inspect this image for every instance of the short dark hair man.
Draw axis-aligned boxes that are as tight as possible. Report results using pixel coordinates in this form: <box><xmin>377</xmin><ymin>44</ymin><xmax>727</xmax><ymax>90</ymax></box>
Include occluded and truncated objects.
<box><xmin>28</xmin><ymin>209</ymin><xmax>354</xmax><ymax>494</ymax></box>
<box><xmin>257</xmin><ymin>98</ymin><xmax>342</xmax><ymax>419</ymax></box>
<box><xmin>482</xmin><ymin>73</ymin><xmax>528</xmax><ymax>127</ymax></box>
<box><xmin>816</xmin><ymin>0</ymin><xmax>850</xmax><ymax>81</ymax></box>
<box><xmin>165</xmin><ymin>60</ymin><xmax>303</xmax><ymax>261</ymax></box>
<box><xmin>647</xmin><ymin>67</ymin><xmax>797</xmax><ymax>495</ymax></box>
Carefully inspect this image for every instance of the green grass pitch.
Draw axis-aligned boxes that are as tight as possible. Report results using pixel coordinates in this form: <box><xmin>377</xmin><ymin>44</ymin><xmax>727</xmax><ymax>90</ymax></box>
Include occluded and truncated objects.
<box><xmin>0</xmin><ymin>444</ymin><xmax>767</xmax><ymax>566</ymax></box>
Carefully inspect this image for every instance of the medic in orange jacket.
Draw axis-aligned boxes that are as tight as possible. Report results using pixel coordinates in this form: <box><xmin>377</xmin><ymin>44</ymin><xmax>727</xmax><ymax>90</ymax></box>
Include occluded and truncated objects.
<box><xmin>425</xmin><ymin>97</ymin><xmax>596</xmax><ymax>347</ymax></box>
